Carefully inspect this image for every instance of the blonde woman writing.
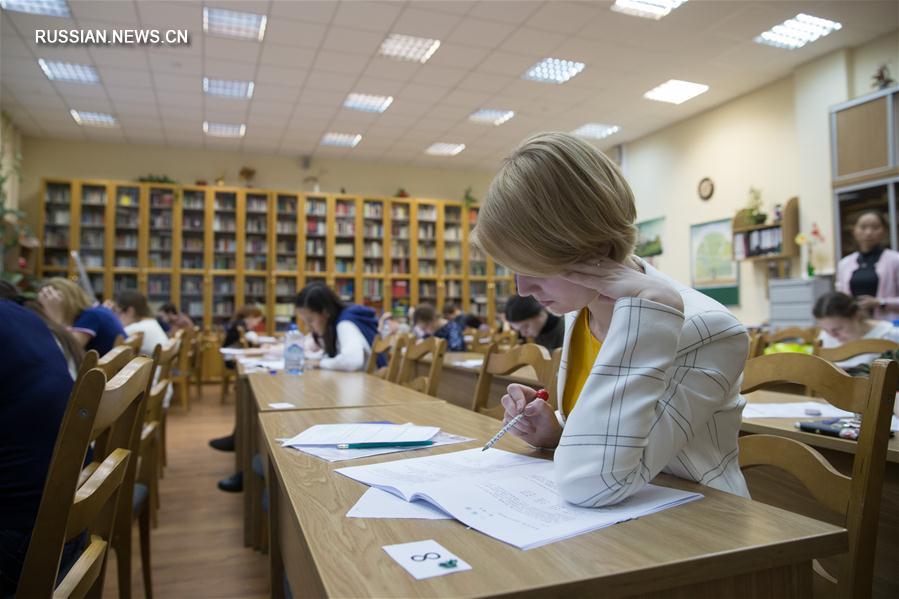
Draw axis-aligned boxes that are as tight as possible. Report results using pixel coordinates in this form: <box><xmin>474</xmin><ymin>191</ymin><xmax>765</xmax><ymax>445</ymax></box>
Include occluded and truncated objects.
<box><xmin>471</xmin><ymin>132</ymin><xmax>749</xmax><ymax>507</ymax></box>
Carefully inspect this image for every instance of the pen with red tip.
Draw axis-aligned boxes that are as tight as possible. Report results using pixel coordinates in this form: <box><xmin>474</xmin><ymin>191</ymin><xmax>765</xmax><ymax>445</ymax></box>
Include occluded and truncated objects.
<box><xmin>481</xmin><ymin>388</ymin><xmax>550</xmax><ymax>451</ymax></box>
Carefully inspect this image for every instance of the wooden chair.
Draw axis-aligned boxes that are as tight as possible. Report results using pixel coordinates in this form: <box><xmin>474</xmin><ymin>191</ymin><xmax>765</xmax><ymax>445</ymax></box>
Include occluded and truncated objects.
<box><xmin>739</xmin><ymin>352</ymin><xmax>898</xmax><ymax>597</ymax></box>
<box><xmin>170</xmin><ymin>327</ymin><xmax>195</xmax><ymax>410</ymax></box>
<box><xmin>190</xmin><ymin>326</ymin><xmax>204</xmax><ymax>403</ymax></box>
<box><xmin>18</xmin><ymin>356</ymin><xmax>154</xmax><ymax>598</ymax></box>
<box><xmin>470</xmin><ymin>329</ymin><xmax>495</xmax><ymax>355</ymax></box>
<box><xmin>221</xmin><ymin>326</ymin><xmax>248</xmax><ymax>404</ymax></box>
<box><xmin>815</xmin><ymin>338</ymin><xmax>899</xmax><ymax>363</ymax></box>
<box><xmin>748</xmin><ymin>332</ymin><xmax>765</xmax><ymax>359</ymax></box>
<box><xmin>493</xmin><ymin>330</ymin><xmax>519</xmax><ymax>350</ymax></box>
<box><xmin>472</xmin><ymin>343</ymin><xmax>562</xmax><ymax>419</ymax></box>
<box><xmin>766</xmin><ymin>326</ymin><xmax>820</xmax><ymax>345</ymax></box>
<box><xmin>397</xmin><ymin>337</ymin><xmax>447</xmax><ymax>397</ymax></box>
<box><xmin>115</xmin><ymin>331</ymin><xmax>145</xmax><ymax>354</ymax></box>
<box><xmin>152</xmin><ymin>338</ymin><xmax>181</xmax><ymax>480</ymax></box>
<box><xmin>366</xmin><ymin>334</ymin><xmax>407</xmax><ymax>382</ymax></box>
<box><xmin>95</xmin><ymin>345</ymin><xmax>136</xmax><ymax>379</ymax></box>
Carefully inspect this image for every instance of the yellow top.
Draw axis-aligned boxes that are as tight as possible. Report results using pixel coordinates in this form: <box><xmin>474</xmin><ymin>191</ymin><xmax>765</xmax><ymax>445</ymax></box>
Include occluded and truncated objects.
<box><xmin>562</xmin><ymin>310</ymin><xmax>603</xmax><ymax>416</ymax></box>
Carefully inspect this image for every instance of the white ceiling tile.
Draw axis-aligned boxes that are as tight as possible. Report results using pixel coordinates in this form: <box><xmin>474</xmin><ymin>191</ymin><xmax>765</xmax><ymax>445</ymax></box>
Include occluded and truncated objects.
<box><xmin>362</xmin><ymin>57</ymin><xmax>421</xmax><ymax>82</ymax></box>
<box><xmin>399</xmin><ymin>83</ymin><xmax>451</xmax><ymax>103</ymax></box>
<box><xmin>54</xmin><ymin>82</ymin><xmax>109</xmax><ymax>100</ymax></box>
<box><xmin>136</xmin><ymin>0</ymin><xmax>203</xmax><ymax>29</ymax></box>
<box><xmin>298</xmin><ymin>88</ymin><xmax>347</xmax><ymax>106</ymax></box>
<box><xmin>70</xmin><ymin>0</ymin><xmax>140</xmax><ymax>23</ymax></box>
<box><xmin>476</xmin><ymin>51</ymin><xmax>539</xmax><ymax>76</ymax></box>
<box><xmin>303</xmin><ymin>70</ymin><xmax>357</xmax><ymax>93</ymax></box>
<box><xmin>152</xmin><ymin>72</ymin><xmax>198</xmax><ymax>92</ymax></box>
<box><xmin>205</xmin><ymin>96</ymin><xmax>250</xmax><ymax>115</ymax></box>
<box><xmin>146</xmin><ymin>52</ymin><xmax>202</xmax><ymax>75</ymax></box>
<box><xmin>256</xmin><ymin>65</ymin><xmax>308</xmax><ymax>86</ymax></box>
<box><xmin>333</xmin><ymin>1</ymin><xmax>404</xmax><ymax>32</ymax></box>
<box><xmin>421</xmin><ymin>1</ymin><xmax>476</xmax><ymax>16</ymax></box>
<box><xmin>291</xmin><ymin>104</ymin><xmax>339</xmax><ymax>120</ymax></box>
<box><xmin>468</xmin><ymin>1</ymin><xmax>543</xmax><ymax>24</ymax></box>
<box><xmin>100</xmin><ymin>67</ymin><xmax>154</xmax><ymax>88</ymax></box>
<box><xmin>30</xmin><ymin>45</ymin><xmax>94</xmax><ymax>64</ymax></box>
<box><xmin>456</xmin><ymin>72</ymin><xmax>514</xmax><ymax>95</ymax></box>
<box><xmin>425</xmin><ymin>43</ymin><xmax>490</xmax><ymax>69</ymax></box>
<box><xmin>1</xmin><ymin>57</ymin><xmax>44</xmax><ymax>80</ymax></box>
<box><xmin>411</xmin><ymin>64</ymin><xmax>468</xmax><ymax>87</ymax></box>
<box><xmin>264</xmin><ymin>18</ymin><xmax>328</xmax><ymax>48</ymax></box>
<box><xmin>68</xmin><ymin>96</ymin><xmax>114</xmax><ymax>112</ymax></box>
<box><xmin>321</xmin><ymin>25</ymin><xmax>385</xmax><ymax>56</ymax></box>
<box><xmin>426</xmin><ymin>103</ymin><xmax>471</xmax><ymax>121</ymax></box>
<box><xmin>111</xmin><ymin>100</ymin><xmax>158</xmax><ymax>116</ymax></box>
<box><xmin>118</xmin><ymin>115</ymin><xmax>163</xmax><ymax>129</ymax></box>
<box><xmin>312</xmin><ymin>51</ymin><xmax>370</xmax><ymax>76</ymax></box>
<box><xmin>0</xmin><ymin>30</ymin><xmax>32</xmax><ymax>59</ymax></box>
<box><xmin>202</xmin><ymin>60</ymin><xmax>257</xmax><ymax>80</ymax></box>
<box><xmin>248</xmin><ymin>100</ymin><xmax>296</xmax><ymax>118</ymax></box>
<box><xmin>387</xmin><ymin>99</ymin><xmax>431</xmax><ymax>118</ymax></box>
<box><xmin>501</xmin><ymin>27</ymin><xmax>566</xmax><ymax>56</ymax></box>
<box><xmin>90</xmin><ymin>46</ymin><xmax>149</xmax><ymax>69</ymax></box>
<box><xmin>203</xmin><ymin>0</ymin><xmax>269</xmax><ymax>13</ymax></box>
<box><xmin>352</xmin><ymin>76</ymin><xmax>402</xmax><ymax>96</ymax></box>
<box><xmin>446</xmin><ymin>17</ymin><xmax>516</xmax><ymax>48</ymax></box>
<box><xmin>392</xmin><ymin>7</ymin><xmax>462</xmax><ymax>39</ymax></box>
<box><xmin>441</xmin><ymin>87</ymin><xmax>495</xmax><ymax>107</ymax></box>
<box><xmin>251</xmin><ymin>83</ymin><xmax>302</xmax><ymax>103</ymax></box>
<box><xmin>525</xmin><ymin>1</ymin><xmax>602</xmax><ymax>34</ymax></box>
<box><xmin>259</xmin><ymin>43</ymin><xmax>317</xmax><ymax>69</ymax></box>
<box><xmin>204</xmin><ymin>36</ymin><xmax>263</xmax><ymax>64</ymax></box>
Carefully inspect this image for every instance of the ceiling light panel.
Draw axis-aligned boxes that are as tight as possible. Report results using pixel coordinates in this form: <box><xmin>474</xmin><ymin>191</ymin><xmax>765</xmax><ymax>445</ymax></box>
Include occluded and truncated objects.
<box><xmin>203</xmin><ymin>7</ymin><xmax>267</xmax><ymax>41</ymax></box>
<box><xmin>203</xmin><ymin>121</ymin><xmax>246</xmax><ymax>137</ymax></box>
<box><xmin>469</xmin><ymin>109</ymin><xmax>515</xmax><ymax>126</ymax></box>
<box><xmin>203</xmin><ymin>77</ymin><xmax>254</xmax><ymax>99</ymax></box>
<box><xmin>39</xmin><ymin>59</ymin><xmax>99</xmax><ymax>83</ymax></box>
<box><xmin>321</xmin><ymin>133</ymin><xmax>362</xmax><ymax>147</ymax></box>
<box><xmin>70</xmin><ymin>109</ymin><xmax>118</xmax><ymax>127</ymax></box>
<box><xmin>754</xmin><ymin>13</ymin><xmax>842</xmax><ymax>50</ymax></box>
<box><xmin>425</xmin><ymin>143</ymin><xmax>465</xmax><ymax>156</ymax></box>
<box><xmin>379</xmin><ymin>33</ymin><xmax>441</xmax><ymax>63</ymax></box>
<box><xmin>0</xmin><ymin>0</ymin><xmax>70</xmax><ymax>17</ymax></box>
<box><xmin>523</xmin><ymin>58</ymin><xmax>585</xmax><ymax>84</ymax></box>
<box><xmin>610</xmin><ymin>0</ymin><xmax>686</xmax><ymax>20</ymax></box>
<box><xmin>572</xmin><ymin>123</ymin><xmax>620</xmax><ymax>139</ymax></box>
<box><xmin>643</xmin><ymin>79</ymin><xmax>708</xmax><ymax>104</ymax></box>
<box><xmin>344</xmin><ymin>93</ymin><xmax>394</xmax><ymax>113</ymax></box>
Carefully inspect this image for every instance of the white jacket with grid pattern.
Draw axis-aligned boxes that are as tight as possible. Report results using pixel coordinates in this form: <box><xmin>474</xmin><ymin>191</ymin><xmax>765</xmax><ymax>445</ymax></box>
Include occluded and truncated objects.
<box><xmin>553</xmin><ymin>260</ymin><xmax>750</xmax><ymax>507</ymax></box>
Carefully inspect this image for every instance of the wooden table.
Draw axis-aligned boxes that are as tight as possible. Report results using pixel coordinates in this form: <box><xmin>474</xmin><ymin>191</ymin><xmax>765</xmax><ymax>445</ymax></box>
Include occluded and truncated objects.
<box><xmin>238</xmin><ymin>370</ymin><xmax>444</xmax><ymax>550</ymax></box>
<box><xmin>261</xmin><ymin>401</ymin><xmax>845</xmax><ymax>598</ymax></box>
<box><xmin>417</xmin><ymin>351</ymin><xmax>540</xmax><ymax>410</ymax></box>
<box><xmin>742</xmin><ymin>390</ymin><xmax>899</xmax><ymax>597</ymax></box>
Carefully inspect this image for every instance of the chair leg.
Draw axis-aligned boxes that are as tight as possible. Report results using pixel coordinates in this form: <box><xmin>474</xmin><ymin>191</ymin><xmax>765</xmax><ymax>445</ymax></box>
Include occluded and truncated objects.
<box><xmin>115</xmin><ymin>527</ymin><xmax>133</xmax><ymax>599</ymax></box>
<box><xmin>139</xmin><ymin>506</ymin><xmax>153</xmax><ymax>599</ymax></box>
<box><xmin>179</xmin><ymin>378</ymin><xmax>189</xmax><ymax>411</ymax></box>
<box><xmin>220</xmin><ymin>374</ymin><xmax>229</xmax><ymax>404</ymax></box>
<box><xmin>159</xmin><ymin>410</ymin><xmax>168</xmax><ymax>471</ymax></box>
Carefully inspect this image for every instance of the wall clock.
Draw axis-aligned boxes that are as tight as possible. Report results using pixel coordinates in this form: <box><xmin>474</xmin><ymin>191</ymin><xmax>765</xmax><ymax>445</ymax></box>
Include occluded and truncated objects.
<box><xmin>698</xmin><ymin>177</ymin><xmax>714</xmax><ymax>201</ymax></box>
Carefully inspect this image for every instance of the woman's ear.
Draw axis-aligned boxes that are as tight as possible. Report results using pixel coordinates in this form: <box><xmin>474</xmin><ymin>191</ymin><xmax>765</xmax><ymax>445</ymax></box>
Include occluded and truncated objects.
<box><xmin>596</xmin><ymin>242</ymin><xmax>611</xmax><ymax>258</ymax></box>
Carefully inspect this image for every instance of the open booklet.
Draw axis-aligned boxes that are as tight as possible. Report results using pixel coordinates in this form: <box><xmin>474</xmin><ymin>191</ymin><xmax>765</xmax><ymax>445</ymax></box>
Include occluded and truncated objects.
<box><xmin>336</xmin><ymin>448</ymin><xmax>702</xmax><ymax>550</ymax></box>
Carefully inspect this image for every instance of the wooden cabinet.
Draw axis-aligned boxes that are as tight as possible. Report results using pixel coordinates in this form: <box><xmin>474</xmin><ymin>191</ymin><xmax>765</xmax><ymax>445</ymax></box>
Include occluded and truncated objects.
<box><xmin>38</xmin><ymin>179</ymin><xmax>513</xmax><ymax>332</ymax></box>
<box><xmin>831</xmin><ymin>85</ymin><xmax>899</xmax><ymax>187</ymax></box>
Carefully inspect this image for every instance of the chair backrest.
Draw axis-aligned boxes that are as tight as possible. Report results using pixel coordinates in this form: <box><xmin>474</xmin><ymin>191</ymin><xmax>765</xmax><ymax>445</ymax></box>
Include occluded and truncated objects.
<box><xmin>174</xmin><ymin>326</ymin><xmax>194</xmax><ymax>375</ymax></box>
<box><xmin>472</xmin><ymin>343</ymin><xmax>562</xmax><ymax>419</ymax></box>
<box><xmin>815</xmin><ymin>338</ymin><xmax>899</xmax><ymax>363</ymax></box>
<box><xmin>154</xmin><ymin>336</ymin><xmax>181</xmax><ymax>381</ymax></box>
<box><xmin>18</xmin><ymin>356</ymin><xmax>154</xmax><ymax>598</ymax></box>
<box><xmin>397</xmin><ymin>336</ymin><xmax>447</xmax><ymax>397</ymax></box>
<box><xmin>77</xmin><ymin>349</ymin><xmax>100</xmax><ymax>380</ymax></box>
<box><xmin>470</xmin><ymin>329</ymin><xmax>495</xmax><ymax>354</ymax></box>
<box><xmin>766</xmin><ymin>326</ymin><xmax>819</xmax><ymax>345</ymax></box>
<box><xmin>739</xmin><ymin>352</ymin><xmax>898</xmax><ymax>597</ymax></box>
<box><xmin>115</xmin><ymin>331</ymin><xmax>144</xmax><ymax>353</ymax></box>
<box><xmin>366</xmin><ymin>334</ymin><xmax>407</xmax><ymax>383</ymax></box>
<box><xmin>493</xmin><ymin>330</ymin><xmax>519</xmax><ymax>350</ymax></box>
<box><xmin>747</xmin><ymin>332</ymin><xmax>765</xmax><ymax>359</ymax></box>
<box><xmin>95</xmin><ymin>345</ymin><xmax>135</xmax><ymax>379</ymax></box>
<box><xmin>237</xmin><ymin>326</ymin><xmax>249</xmax><ymax>349</ymax></box>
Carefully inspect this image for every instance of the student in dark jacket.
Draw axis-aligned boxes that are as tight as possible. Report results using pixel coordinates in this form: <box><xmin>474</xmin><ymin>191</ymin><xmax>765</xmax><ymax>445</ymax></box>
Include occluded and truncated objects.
<box><xmin>412</xmin><ymin>303</ymin><xmax>466</xmax><ymax>351</ymax></box>
<box><xmin>0</xmin><ymin>300</ymin><xmax>86</xmax><ymax>595</ymax></box>
<box><xmin>505</xmin><ymin>294</ymin><xmax>565</xmax><ymax>351</ymax></box>
<box><xmin>296</xmin><ymin>283</ymin><xmax>383</xmax><ymax>370</ymax></box>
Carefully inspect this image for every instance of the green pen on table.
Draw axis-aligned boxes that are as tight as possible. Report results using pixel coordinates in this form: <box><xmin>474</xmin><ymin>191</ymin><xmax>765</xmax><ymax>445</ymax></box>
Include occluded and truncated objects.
<box><xmin>336</xmin><ymin>440</ymin><xmax>435</xmax><ymax>450</ymax></box>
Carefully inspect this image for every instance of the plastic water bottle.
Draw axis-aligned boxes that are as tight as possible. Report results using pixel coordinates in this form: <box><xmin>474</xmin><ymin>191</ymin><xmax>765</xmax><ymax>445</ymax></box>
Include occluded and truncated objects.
<box><xmin>284</xmin><ymin>324</ymin><xmax>304</xmax><ymax>375</ymax></box>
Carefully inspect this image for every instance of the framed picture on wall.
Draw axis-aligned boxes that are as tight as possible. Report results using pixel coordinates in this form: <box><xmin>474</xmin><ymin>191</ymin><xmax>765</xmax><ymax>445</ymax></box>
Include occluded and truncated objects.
<box><xmin>635</xmin><ymin>217</ymin><xmax>665</xmax><ymax>258</ymax></box>
<box><xmin>690</xmin><ymin>218</ymin><xmax>739</xmax><ymax>306</ymax></box>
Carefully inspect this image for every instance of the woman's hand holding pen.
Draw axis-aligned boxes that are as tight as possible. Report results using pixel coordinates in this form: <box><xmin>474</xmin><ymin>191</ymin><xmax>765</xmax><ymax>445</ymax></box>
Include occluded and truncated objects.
<box><xmin>500</xmin><ymin>384</ymin><xmax>561</xmax><ymax>449</ymax></box>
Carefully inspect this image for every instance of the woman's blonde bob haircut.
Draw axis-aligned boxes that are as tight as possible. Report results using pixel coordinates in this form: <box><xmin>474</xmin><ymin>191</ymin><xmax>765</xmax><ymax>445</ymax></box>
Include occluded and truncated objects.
<box><xmin>42</xmin><ymin>277</ymin><xmax>93</xmax><ymax>325</ymax></box>
<box><xmin>470</xmin><ymin>132</ymin><xmax>637</xmax><ymax>277</ymax></box>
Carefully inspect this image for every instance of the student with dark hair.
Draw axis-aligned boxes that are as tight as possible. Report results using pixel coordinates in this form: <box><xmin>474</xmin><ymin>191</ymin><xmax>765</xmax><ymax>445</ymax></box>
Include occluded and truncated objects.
<box><xmin>0</xmin><ymin>300</ymin><xmax>87</xmax><ymax>595</ymax></box>
<box><xmin>113</xmin><ymin>289</ymin><xmax>169</xmax><ymax>357</ymax></box>
<box><xmin>505</xmin><ymin>294</ymin><xmax>565</xmax><ymax>350</ymax></box>
<box><xmin>158</xmin><ymin>302</ymin><xmax>193</xmax><ymax>335</ymax></box>
<box><xmin>814</xmin><ymin>291</ymin><xmax>899</xmax><ymax>368</ymax></box>
<box><xmin>836</xmin><ymin>210</ymin><xmax>899</xmax><ymax>320</ymax></box>
<box><xmin>412</xmin><ymin>303</ymin><xmax>466</xmax><ymax>351</ymax></box>
<box><xmin>295</xmin><ymin>283</ymin><xmax>382</xmax><ymax>371</ymax></box>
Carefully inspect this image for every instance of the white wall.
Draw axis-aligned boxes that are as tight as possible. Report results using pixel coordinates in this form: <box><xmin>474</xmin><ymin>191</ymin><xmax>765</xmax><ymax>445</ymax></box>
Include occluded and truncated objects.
<box><xmin>850</xmin><ymin>31</ymin><xmax>899</xmax><ymax>98</ymax></box>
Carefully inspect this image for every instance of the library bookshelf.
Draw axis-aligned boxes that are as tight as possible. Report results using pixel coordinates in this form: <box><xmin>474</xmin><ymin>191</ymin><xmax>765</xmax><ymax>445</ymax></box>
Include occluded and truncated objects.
<box><xmin>38</xmin><ymin>179</ymin><xmax>514</xmax><ymax>335</ymax></box>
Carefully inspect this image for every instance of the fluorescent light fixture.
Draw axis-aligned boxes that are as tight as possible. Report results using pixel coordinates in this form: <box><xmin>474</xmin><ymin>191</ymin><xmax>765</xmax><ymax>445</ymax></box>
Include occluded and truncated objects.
<box><xmin>379</xmin><ymin>33</ymin><xmax>441</xmax><ymax>63</ymax></box>
<box><xmin>203</xmin><ymin>121</ymin><xmax>246</xmax><ymax>138</ymax></box>
<box><xmin>70</xmin><ymin>109</ymin><xmax>118</xmax><ymax>127</ymax></box>
<box><xmin>572</xmin><ymin>123</ymin><xmax>620</xmax><ymax>139</ymax></box>
<box><xmin>0</xmin><ymin>0</ymin><xmax>70</xmax><ymax>17</ymax></box>
<box><xmin>754</xmin><ymin>13</ymin><xmax>842</xmax><ymax>50</ymax></box>
<box><xmin>643</xmin><ymin>79</ymin><xmax>708</xmax><ymax>105</ymax></box>
<box><xmin>610</xmin><ymin>0</ymin><xmax>686</xmax><ymax>20</ymax></box>
<box><xmin>425</xmin><ymin>143</ymin><xmax>465</xmax><ymax>156</ymax></box>
<box><xmin>38</xmin><ymin>59</ymin><xmax>99</xmax><ymax>84</ymax></box>
<box><xmin>523</xmin><ymin>58</ymin><xmax>585</xmax><ymax>84</ymax></box>
<box><xmin>344</xmin><ymin>93</ymin><xmax>393</xmax><ymax>113</ymax></box>
<box><xmin>203</xmin><ymin>7</ymin><xmax>267</xmax><ymax>41</ymax></box>
<box><xmin>203</xmin><ymin>77</ymin><xmax>254</xmax><ymax>99</ymax></box>
<box><xmin>469</xmin><ymin>109</ymin><xmax>515</xmax><ymax>126</ymax></box>
<box><xmin>321</xmin><ymin>132</ymin><xmax>362</xmax><ymax>147</ymax></box>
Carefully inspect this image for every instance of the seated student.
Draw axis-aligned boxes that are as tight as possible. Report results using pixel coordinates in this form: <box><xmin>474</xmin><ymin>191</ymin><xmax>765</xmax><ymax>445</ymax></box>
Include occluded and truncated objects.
<box><xmin>443</xmin><ymin>302</ymin><xmax>465</xmax><ymax>325</ymax></box>
<box><xmin>378</xmin><ymin>311</ymin><xmax>411</xmax><ymax>339</ymax></box>
<box><xmin>295</xmin><ymin>283</ymin><xmax>381</xmax><ymax>371</ymax></box>
<box><xmin>412</xmin><ymin>303</ymin><xmax>466</xmax><ymax>351</ymax></box>
<box><xmin>0</xmin><ymin>282</ymin><xmax>84</xmax><ymax>378</ymax></box>
<box><xmin>158</xmin><ymin>302</ymin><xmax>194</xmax><ymax>336</ymax></box>
<box><xmin>113</xmin><ymin>290</ymin><xmax>169</xmax><ymax>357</ymax></box>
<box><xmin>471</xmin><ymin>132</ymin><xmax>749</xmax><ymax>507</ymax></box>
<box><xmin>0</xmin><ymin>300</ymin><xmax>86</xmax><ymax>595</ymax></box>
<box><xmin>37</xmin><ymin>277</ymin><xmax>125</xmax><ymax>355</ymax></box>
<box><xmin>814</xmin><ymin>291</ymin><xmax>899</xmax><ymax>368</ymax></box>
<box><xmin>505</xmin><ymin>294</ymin><xmax>565</xmax><ymax>350</ymax></box>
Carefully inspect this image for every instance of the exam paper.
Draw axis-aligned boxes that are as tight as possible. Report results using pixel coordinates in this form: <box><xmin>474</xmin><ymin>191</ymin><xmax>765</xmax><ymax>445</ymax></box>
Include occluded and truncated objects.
<box><xmin>743</xmin><ymin>402</ymin><xmax>899</xmax><ymax>432</ymax></box>
<box><xmin>281</xmin><ymin>423</ymin><xmax>440</xmax><ymax>447</ymax></box>
<box><xmin>348</xmin><ymin>488</ymin><xmax>451</xmax><ymax>520</ymax></box>
<box><xmin>336</xmin><ymin>448</ymin><xmax>702</xmax><ymax>550</ymax></box>
<box><xmin>288</xmin><ymin>431</ymin><xmax>473</xmax><ymax>462</ymax></box>
<box><xmin>454</xmin><ymin>359</ymin><xmax>484</xmax><ymax>369</ymax></box>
